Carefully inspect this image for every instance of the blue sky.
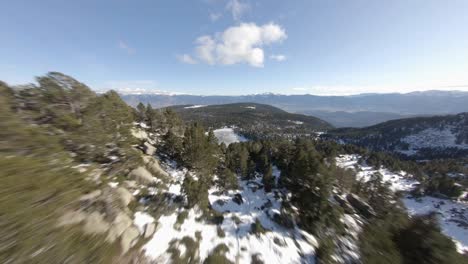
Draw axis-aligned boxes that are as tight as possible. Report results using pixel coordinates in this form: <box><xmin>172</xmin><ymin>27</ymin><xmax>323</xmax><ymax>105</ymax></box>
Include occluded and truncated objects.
<box><xmin>1</xmin><ymin>0</ymin><xmax>468</xmax><ymax>95</ymax></box>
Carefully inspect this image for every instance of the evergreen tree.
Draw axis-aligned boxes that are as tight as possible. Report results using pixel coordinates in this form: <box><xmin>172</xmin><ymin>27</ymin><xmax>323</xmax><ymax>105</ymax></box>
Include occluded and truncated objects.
<box><xmin>262</xmin><ymin>164</ymin><xmax>274</xmax><ymax>192</ymax></box>
<box><xmin>136</xmin><ymin>102</ymin><xmax>147</xmax><ymax>122</ymax></box>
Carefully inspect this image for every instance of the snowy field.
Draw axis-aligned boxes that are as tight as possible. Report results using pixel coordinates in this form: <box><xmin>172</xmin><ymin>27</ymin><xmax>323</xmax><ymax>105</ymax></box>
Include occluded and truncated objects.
<box><xmin>336</xmin><ymin>154</ymin><xmax>468</xmax><ymax>253</ymax></box>
<box><xmin>140</xmin><ymin>162</ymin><xmax>318</xmax><ymax>263</ymax></box>
<box><xmin>213</xmin><ymin>127</ymin><xmax>248</xmax><ymax>146</ymax></box>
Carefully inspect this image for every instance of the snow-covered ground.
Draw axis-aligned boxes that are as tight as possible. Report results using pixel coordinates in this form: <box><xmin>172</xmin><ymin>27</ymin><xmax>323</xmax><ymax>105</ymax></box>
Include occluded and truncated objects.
<box><xmin>335</xmin><ymin>154</ymin><xmax>419</xmax><ymax>192</ymax></box>
<box><xmin>213</xmin><ymin>127</ymin><xmax>248</xmax><ymax>146</ymax></box>
<box><xmin>141</xmin><ymin>161</ymin><xmax>318</xmax><ymax>263</ymax></box>
<box><xmin>184</xmin><ymin>105</ymin><xmax>207</xmax><ymax>109</ymax></box>
<box><xmin>244</xmin><ymin>106</ymin><xmax>256</xmax><ymax>110</ymax></box>
<box><xmin>399</xmin><ymin>126</ymin><xmax>468</xmax><ymax>156</ymax></box>
<box><xmin>336</xmin><ymin>154</ymin><xmax>468</xmax><ymax>253</ymax></box>
<box><xmin>403</xmin><ymin>196</ymin><xmax>468</xmax><ymax>253</ymax></box>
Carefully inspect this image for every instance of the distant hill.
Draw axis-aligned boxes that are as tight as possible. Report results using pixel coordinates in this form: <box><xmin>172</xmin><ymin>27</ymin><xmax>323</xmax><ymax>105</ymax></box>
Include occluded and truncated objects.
<box><xmin>168</xmin><ymin>103</ymin><xmax>333</xmax><ymax>139</ymax></box>
<box><xmin>302</xmin><ymin>110</ymin><xmax>410</xmax><ymax>127</ymax></box>
<box><xmin>327</xmin><ymin>112</ymin><xmax>468</xmax><ymax>159</ymax></box>
<box><xmin>120</xmin><ymin>90</ymin><xmax>468</xmax><ymax>127</ymax></box>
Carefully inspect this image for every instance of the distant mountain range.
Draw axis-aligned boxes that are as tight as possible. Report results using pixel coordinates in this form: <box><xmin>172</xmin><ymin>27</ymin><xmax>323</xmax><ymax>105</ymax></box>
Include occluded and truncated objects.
<box><xmin>121</xmin><ymin>90</ymin><xmax>468</xmax><ymax>127</ymax></box>
<box><xmin>169</xmin><ymin>103</ymin><xmax>332</xmax><ymax>139</ymax></box>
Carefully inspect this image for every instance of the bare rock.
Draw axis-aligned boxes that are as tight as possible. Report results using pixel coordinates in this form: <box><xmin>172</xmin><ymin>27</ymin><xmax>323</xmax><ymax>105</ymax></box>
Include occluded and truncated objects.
<box><xmin>128</xmin><ymin>167</ymin><xmax>154</xmax><ymax>185</ymax></box>
<box><xmin>143</xmin><ymin>156</ymin><xmax>169</xmax><ymax>179</ymax></box>
<box><xmin>123</xmin><ymin>180</ymin><xmax>138</xmax><ymax>190</ymax></box>
<box><xmin>233</xmin><ymin>193</ymin><xmax>244</xmax><ymax>205</ymax></box>
<box><xmin>115</xmin><ymin>187</ymin><xmax>134</xmax><ymax>207</ymax></box>
<box><xmin>346</xmin><ymin>194</ymin><xmax>376</xmax><ymax>218</ymax></box>
<box><xmin>83</xmin><ymin>211</ymin><xmax>110</xmax><ymax>235</ymax></box>
<box><xmin>79</xmin><ymin>189</ymin><xmax>102</xmax><ymax>201</ymax></box>
<box><xmin>57</xmin><ymin>210</ymin><xmax>87</xmax><ymax>226</ymax></box>
<box><xmin>121</xmin><ymin>227</ymin><xmax>140</xmax><ymax>254</ymax></box>
<box><xmin>107</xmin><ymin>212</ymin><xmax>133</xmax><ymax>243</ymax></box>
<box><xmin>144</xmin><ymin>222</ymin><xmax>156</xmax><ymax>238</ymax></box>
<box><xmin>143</xmin><ymin>142</ymin><xmax>156</xmax><ymax>156</ymax></box>
<box><xmin>334</xmin><ymin>194</ymin><xmax>356</xmax><ymax>214</ymax></box>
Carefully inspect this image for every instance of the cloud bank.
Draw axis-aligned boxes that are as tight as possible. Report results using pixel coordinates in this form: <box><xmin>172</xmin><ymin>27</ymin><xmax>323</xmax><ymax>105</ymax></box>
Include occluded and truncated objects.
<box><xmin>181</xmin><ymin>22</ymin><xmax>286</xmax><ymax>67</ymax></box>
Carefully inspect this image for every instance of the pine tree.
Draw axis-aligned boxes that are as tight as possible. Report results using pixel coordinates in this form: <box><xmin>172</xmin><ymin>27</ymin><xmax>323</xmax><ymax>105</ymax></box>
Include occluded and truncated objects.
<box><xmin>263</xmin><ymin>164</ymin><xmax>274</xmax><ymax>192</ymax></box>
<box><xmin>136</xmin><ymin>102</ymin><xmax>146</xmax><ymax>122</ymax></box>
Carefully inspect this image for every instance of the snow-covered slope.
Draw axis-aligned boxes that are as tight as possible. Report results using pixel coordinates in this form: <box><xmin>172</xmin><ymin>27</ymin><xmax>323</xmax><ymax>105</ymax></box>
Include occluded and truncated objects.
<box><xmin>336</xmin><ymin>154</ymin><xmax>468</xmax><ymax>253</ymax></box>
<box><xmin>329</xmin><ymin>113</ymin><xmax>468</xmax><ymax>159</ymax></box>
<box><xmin>335</xmin><ymin>155</ymin><xmax>419</xmax><ymax>192</ymax></box>
<box><xmin>141</xmin><ymin>161</ymin><xmax>317</xmax><ymax>263</ymax></box>
<box><xmin>399</xmin><ymin>126</ymin><xmax>468</xmax><ymax>156</ymax></box>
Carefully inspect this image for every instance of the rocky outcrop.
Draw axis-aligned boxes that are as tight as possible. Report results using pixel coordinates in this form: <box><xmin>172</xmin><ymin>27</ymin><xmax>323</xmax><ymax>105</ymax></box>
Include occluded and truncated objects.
<box><xmin>121</xmin><ymin>227</ymin><xmax>140</xmax><ymax>254</ymax></box>
<box><xmin>346</xmin><ymin>194</ymin><xmax>376</xmax><ymax>218</ymax></box>
<box><xmin>143</xmin><ymin>142</ymin><xmax>156</xmax><ymax>156</ymax></box>
<box><xmin>334</xmin><ymin>194</ymin><xmax>356</xmax><ymax>214</ymax></box>
<box><xmin>116</xmin><ymin>187</ymin><xmax>134</xmax><ymax>207</ymax></box>
<box><xmin>143</xmin><ymin>155</ymin><xmax>169</xmax><ymax>179</ymax></box>
<box><xmin>128</xmin><ymin>166</ymin><xmax>155</xmax><ymax>185</ymax></box>
<box><xmin>143</xmin><ymin>222</ymin><xmax>156</xmax><ymax>238</ymax></box>
<box><xmin>58</xmin><ymin>186</ymin><xmax>144</xmax><ymax>254</ymax></box>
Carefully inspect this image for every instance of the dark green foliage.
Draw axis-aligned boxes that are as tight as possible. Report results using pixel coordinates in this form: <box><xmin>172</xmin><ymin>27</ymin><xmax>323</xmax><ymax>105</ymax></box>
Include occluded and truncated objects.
<box><xmin>182</xmin><ymin>173</ymin><xmax>210</xmax><ymax>210</ymax></box>
<box><xmin>315</xmin><ymin>237</ymin><xmax>336</xmax><ymax>264</ymax></box>
<box><xmin>262</xmin><ymin>164</ymin><xmax>274</xmax><ymax>192</ymax></box>
<box><xmin>283</xmin><ymin>139</ymin><xmax>342</xmax><ymax>233</ymax></box>
<box><xmin>217</xmin><ymin>167</ymin><xmax>238</xmax><ymax>191</ymax></box>
<box><xmin>160</xmin><ymin>130</ymin><xmax>183</xmax><ymax>160</ymax></box>
<box><xmin>167</xmin><ymin>236</ymin><xmax>200</xmax><ymax>264</ymax></box>
<box><xmin>217</xmin><ymin>226</ymin><xmax>226</xmax><ymax>238</ymax></box>
<box><xmin>395</xmin><ymin>213</ymin><xmax>465</xmax><ymax>264</ymax></box>
<box><xmin>181</xmin><ymin>123</ymin><xmax>219</xmax><ymax>175</ymax></box>
<box><xmin>426</xmin><ymin>175</ymin><xmax>464</xmax><ymax>198</ymax></box>
<box><xmin>136</xmin><ymin>102</ymin><xmax>147</xmax><ymax>122</ymax></box>
<box><xmin>203</xmin><ymin>244</ymin><xmax>232</xmax><ymax>264</ymax></box>
<box><xmin>360</xmin><ymin>220</ymin><xmax>403</xmax><ymax>264</ymax></box>
<box><xmin>250</xmin><ymin>218</ymin><xmax>266</xmax><ymax>235</ymax></box>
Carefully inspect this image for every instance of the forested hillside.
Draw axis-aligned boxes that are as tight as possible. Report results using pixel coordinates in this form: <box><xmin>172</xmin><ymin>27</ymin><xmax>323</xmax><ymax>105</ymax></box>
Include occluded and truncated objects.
<box><xmin>327</xmin><ymin>113</ymin><xmax>468</xmax><ymax>159</ymax></box>
<box><xmin>1</xmin><ymin>73</ymin><xmax>466</xmax><ymax>263</ymax></box>
<box><xmin>168</xmin><ymin>103</ymin><xmax>332</xmax><ymax>139</ymax></box>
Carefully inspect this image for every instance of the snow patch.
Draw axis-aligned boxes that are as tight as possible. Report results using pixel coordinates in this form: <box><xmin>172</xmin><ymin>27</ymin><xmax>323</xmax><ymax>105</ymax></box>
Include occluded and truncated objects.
<box><xmin>134</xmin><ymin>212</ymin><xmax>155</xmax><ymax>234</ymax></box>
<box><xmin>213</xmin><ymin>127</ymin><xmax>248</xmax><ymax>146</ymax></box>
<box><xmin>184</xmin><ymin>105</ymin><xmax>207</xmax><ymax>109</ymax></box>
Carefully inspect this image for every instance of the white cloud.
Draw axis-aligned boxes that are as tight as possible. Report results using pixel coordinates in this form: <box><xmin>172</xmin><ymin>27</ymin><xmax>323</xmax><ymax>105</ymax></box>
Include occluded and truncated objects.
<box><xmin>226</xmin><ymin>0</ymin><xmax>249</xmax><ymax>21</ymax></box>
<box><xmin>195</xmin><ymin>35</ymin><xmax>217</xmax><ymax>64</ymax></box>
<box><xmin>209</xmin><ymin>12</ymin><xmax>222</xmax><ymax>22</ymax></box>
<box><xmin>177</xmin><ymin>54</ymin><xmax>198</xmax><ymax>64</ymax></box>
<box><xmin>187</xmin><ymin>22</ymin><xmax>286</xmax><ymax>67</ymax></box>
<box><xmin>270</xmin><ymin>54</ymin><xmax>287</xmax><ymax>62</ymax></box>
<box><xmin>118</xmin><ymin>40</ymin><xmax>135</xmax><ymax>54</ymax></box>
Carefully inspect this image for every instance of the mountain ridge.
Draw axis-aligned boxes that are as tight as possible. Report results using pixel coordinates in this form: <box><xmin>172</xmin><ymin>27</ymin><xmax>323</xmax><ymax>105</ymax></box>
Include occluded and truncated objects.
<box><xmin>121</xmin><ymin>90</ymin><xmax>468</xmax><ymax>127</ymax></box>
